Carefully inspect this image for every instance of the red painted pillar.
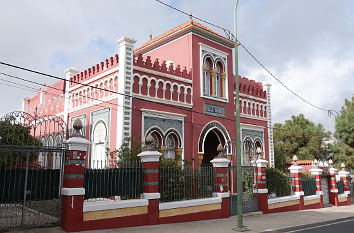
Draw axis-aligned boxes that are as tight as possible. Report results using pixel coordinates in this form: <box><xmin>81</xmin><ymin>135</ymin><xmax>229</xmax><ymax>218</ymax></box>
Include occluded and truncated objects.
<box><xmin>309</xmin><ymin>164</ymin><xmax>324</xmax><ymax>208</ymax></box>
<box><xmin>289</xmin><ymin>157</ymin><xmax>304</xmax><ymax>210</ymax></box>
<box><xmin>338</xmin><ymin>163</ymin><xmax>351</xmax><ymax>205</ymax></box>
<box><xmin>254</xmin><ymin>158</ymin><xmax>269</xmax><ymax>214</ymax></box>
<box><xmin>61</xmin><ymin>120</ymin><xmax>91</xmax><ymax>232</ymax></box>
<box><xmin>138</xmin><ymin>140</ymin><xmax>162</xmax><ymax>225</ymax></box>
<box><xmin>210</xmin><ymin>158</ymin><xmax>230</xmax><ymax>218</ymax></box>
<box><xmin>328</xmin><ymin>160</ymin><xmax>339</xmax><ymax>206</ymax></box>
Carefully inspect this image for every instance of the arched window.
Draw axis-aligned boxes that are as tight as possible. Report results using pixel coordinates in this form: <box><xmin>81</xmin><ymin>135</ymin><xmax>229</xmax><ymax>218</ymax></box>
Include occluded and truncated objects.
<box><xmin>92</xmin><ymin>121</ymin><xmax>108</xmax><ymax>168</ymax></box>
<box><xmin>165</xmin><ymin>134</ymin><xmax>176</xmax><ymax>159</ymax></box>
<box><xmin>215</xmin><ymin>62</ymin><xmax>222</xmax><ymax>97</ymax></box>
<box><xmin>242</xmin><ymin>138</ymin><xmax>254</xmax><ymax>166</ymax></box>
<box><xmin>203</xmin><ymin>58</ymin><xmax>212</xmax><ymax>95</ymax></box>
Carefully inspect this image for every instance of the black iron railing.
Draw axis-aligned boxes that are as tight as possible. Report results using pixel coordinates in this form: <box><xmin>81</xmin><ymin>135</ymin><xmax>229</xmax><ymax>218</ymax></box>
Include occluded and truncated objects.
<box><xmin>337</xmin><ymin>179</ymin><xmax>344</xmax><ymax>194</ymax></box>
<box><xmin>84</xmin><ymin>161</ymin><xmax>143</xmax><ymax>200</ymax></box>
<box><xmin>159</xmin><ymin>164</ymin><xmax>214</xmax><ymax>202</ymax></box>
<box><xmin>267</xmin><ymin>177</ymin><xmax>294</xmax><ymax>198</ymax></box>
<box><xmin>302</xmin><ymin>179</ymin><xmax>317</xmax><ymax>196</ymax></box>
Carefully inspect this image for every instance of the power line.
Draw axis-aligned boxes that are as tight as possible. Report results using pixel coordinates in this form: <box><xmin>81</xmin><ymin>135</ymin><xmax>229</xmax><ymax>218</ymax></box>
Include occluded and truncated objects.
<box><xmin>0</xmin><ymin>71</ymin><xmax>330</xmax><ymax>138</ymax></box>
<box><xmin>153</xmin><ymin>0</ymin><xmax>335</xmax><ymax>114</ymax></box>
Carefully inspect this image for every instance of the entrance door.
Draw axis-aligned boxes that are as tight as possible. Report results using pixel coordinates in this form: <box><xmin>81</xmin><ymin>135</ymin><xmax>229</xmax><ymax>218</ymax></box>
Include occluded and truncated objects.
<box><xmin>321</xmin><ymin>177</ymin><xmax>330</xmax><ymax>204</ymax></box>
<box><xmin>202</xmin><ymin>130</ymin><xmax>220</xmax><ymax>164</ymax></box>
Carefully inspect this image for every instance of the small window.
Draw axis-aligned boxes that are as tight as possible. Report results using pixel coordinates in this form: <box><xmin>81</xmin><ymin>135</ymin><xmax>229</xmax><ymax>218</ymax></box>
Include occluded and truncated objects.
<box><xmin>165</xmin><ymin>134</ymin><xmax>176</xmax><ymax>159</ymax></box>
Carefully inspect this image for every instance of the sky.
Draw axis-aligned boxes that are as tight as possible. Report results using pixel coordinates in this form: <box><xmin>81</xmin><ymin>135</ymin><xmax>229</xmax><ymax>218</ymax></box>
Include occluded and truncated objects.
<box><xmin>0</xmin><ymin>0</ymin><xmax>353</xmax><ymax>133</ymax></box>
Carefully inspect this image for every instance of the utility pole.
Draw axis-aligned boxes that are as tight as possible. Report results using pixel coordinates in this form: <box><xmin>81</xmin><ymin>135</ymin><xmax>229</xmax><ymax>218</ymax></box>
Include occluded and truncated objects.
<box><xmin>234</xmin><ymin>0</ymin><xmax>244</xmax><ymax>230</ymax></box>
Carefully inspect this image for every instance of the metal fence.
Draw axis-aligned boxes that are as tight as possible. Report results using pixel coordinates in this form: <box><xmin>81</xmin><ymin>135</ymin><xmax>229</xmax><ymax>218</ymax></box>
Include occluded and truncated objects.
<box><xmin>337</xmin><ymin>179</ymin><xmax>344</xmax><ymax>194</ymax></box>
<box><xmin>267</xmin><ymin>177</ymin><xmax>294</xmax><ymax>198</ymax></box>
<box><xmin>302</xmin><ymin>179</ymin><xmax>317</xmax><ymax>196</ymax></box>
<box><xmin>159</xmin><ymin>164</ymin><xmax>214</xmax><ymax>202</ymax></box>
<box><xmin>84</xmin><ymin>160</ymin><xmax>143</xmax><ymax>201</ymax></box>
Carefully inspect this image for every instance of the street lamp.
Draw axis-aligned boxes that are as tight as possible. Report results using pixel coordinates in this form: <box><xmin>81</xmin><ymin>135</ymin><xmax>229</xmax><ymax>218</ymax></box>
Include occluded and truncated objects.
<box><xmin>234</xmin><ymin>0</ymin><xmax>245</xmax><ymax>230</ymax></box>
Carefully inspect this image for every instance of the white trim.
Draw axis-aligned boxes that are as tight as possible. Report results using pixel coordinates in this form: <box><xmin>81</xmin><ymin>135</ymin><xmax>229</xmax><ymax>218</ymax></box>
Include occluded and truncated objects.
<box><xmin>210</xmin><ymin>158</ymin><xmax>230</xmax><ymax>167</ymax></box>
<box><xmin>141</xmin><ymin>108</ymin><xmax>186</xmax><ymax>119</ymax></box>
<box><xmin>344</xmin><ymin>191</ymin><xmax>351</xmax><ymax>195</ymax></box>
<box><xmin>338</xmin><ymin>170</ymin><xmax>350</xmax><ymax>177</ymax></box>
<box><xmin>330</xmin><ymin>189</ymin><xmax>338</xmax><ymax>193</ymax></box>
<box><xmin>132</xmin><ymin>93</ymin><xmax>193</xmax><ymax>108</ymax></box>
<box><xmin>143</xmin><ymin>193</ymin><xmax>160</xmax><ymax>200</ymax></box>
<box><xmin>138</xmin><ymin>150</ymin><xmax>162</xmax><ymax>162</ymax></box>
<box><xmin>309</xmin><ymin>168</ymin><xmax>323</xmax><ymax>175</ymax></box>
<box><xmin>268</xmin><ymin>194</ymin><xmax>300</xmax><ymax>205</ymax></box>
<box><xmin>240</xmin><ymin>123</ymin><xmax>265</xmax><ymax>131</ymax></box>
<box><xmin>329</xmin><ymin>168</ymin><xmax>338</xmax><ymax>174</ymax></box>
<box><xmin>61</xmin><ymin>188</ymin><xmax>85</xmax><ymax>196</ymax></box>
<box><xmin>67</xmin><ymin>136</ymin><xmax>91</xmax><ymax>151</ymax></box>
<box><xmin>338</xmin><ymin>193</ymin><xmax>348</xmax><ymax>199</ymax></box>
<box><xmin>256</xmin><ymin>159</ymin><xmax>268</xmax><ymax>167</ymax></box>
<box><xmin>83</xmin><ymin>199</ymin><xmax>148</xmax><ymax>212</ymax></box>
<box><xmin>68</xmin><ymin>67</ymin><xmax>119</xmax><ymax>92</ymax></box>
<box><xmin>253</xmin><ymin>189</ymin><xmax>268</xmax><ymax>194</ymax></box>
<box><xmin>134</xmin><ymin>66</ymin><xmax>192</xmax><ymax>84</ymax></box>
<box><xmin>289</xmin><ymin>166</ymin><xmax>303</xmax><ymax>173</ymax></box>
<box><xmin>239</xmin><ymin>113</ymin><xmax>267</xmax><ymax>121</ymax></box>
<box><xmin>316</xmin><ymin>191</ymin><xmax>323</xmax><ymax>196</ymax></box>
<box><xmin>294</xmin><ymin>191</ymin><xmax>304</xmax><ymax>196</ymax></box>
<box><xmin>238</xmin><ymin>92</ymin><xmax>267</xmax><ymax>103</ymax></box>
<box><xmin>202</xmin><ymin>95</ymin><xmax>229</xmax><ymax>103</ymax></box>
<box><xmin>199</xmin><ymin>43</ymin><xmax>229</xmax><ymax>57</ymax></box>
<box><xmin>304</xmin><ymin>194</ymin><xmax>320</xmax><ymax>201</ymax></box>
<box><xmin>215</xmin><ymin>192</ymin><xmax>229</xmax><ymax>198</ymax></box>
<box><xmin>68</xmin><ymin>94</ymin><xmax>118</xmax><ymax>113</ymax></box>
<box><xmin>159</xmin><ymin>197</ymin><xmax>221</xmax><ymax>210</ymax></box>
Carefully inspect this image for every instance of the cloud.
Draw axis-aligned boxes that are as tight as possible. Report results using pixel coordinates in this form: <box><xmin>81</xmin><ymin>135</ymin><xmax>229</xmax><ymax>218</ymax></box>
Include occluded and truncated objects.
<box><xmin>0</xmin><ymin>0</ymin><xmax>353</xmax><ymax>133</ymax></box>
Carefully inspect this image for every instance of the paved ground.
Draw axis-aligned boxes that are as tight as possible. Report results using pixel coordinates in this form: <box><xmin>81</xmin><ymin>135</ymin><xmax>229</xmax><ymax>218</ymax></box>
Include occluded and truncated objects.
<box><xmin>19</xmin><ymin>205</ymin><xmax>354</xmax><ymax>233</ymax></box>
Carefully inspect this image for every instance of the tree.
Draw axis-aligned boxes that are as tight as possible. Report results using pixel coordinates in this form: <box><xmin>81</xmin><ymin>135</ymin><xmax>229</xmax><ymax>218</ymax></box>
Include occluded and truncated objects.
<box><xmin>333</xmin><ymin>95</ymin><xmax>354</xmax><ymax>169</ymax></box>
<box><xmin>0</xmin><ymin>118</ymin><xmax>41</xmax><ymax>166</ymax></box>
<box><xmin>273</xmin><ymin>114</ymin><xmax>329</xmax><ymax>171</ymax></box>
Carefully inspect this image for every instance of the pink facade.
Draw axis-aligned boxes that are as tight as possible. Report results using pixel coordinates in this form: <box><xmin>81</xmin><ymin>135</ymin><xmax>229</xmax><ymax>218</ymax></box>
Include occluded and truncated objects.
<box><xmin>24</xmin><ymin>19</ymin><xmax>275</xmax><ymax>171</ymax></box>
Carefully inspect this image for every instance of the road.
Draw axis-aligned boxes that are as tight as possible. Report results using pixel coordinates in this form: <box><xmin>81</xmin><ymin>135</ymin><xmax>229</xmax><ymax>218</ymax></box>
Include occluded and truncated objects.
<box><xmin>267</xmin><ymin>216</ymin><xmax>354</xmax><ymax>233</ymax></box>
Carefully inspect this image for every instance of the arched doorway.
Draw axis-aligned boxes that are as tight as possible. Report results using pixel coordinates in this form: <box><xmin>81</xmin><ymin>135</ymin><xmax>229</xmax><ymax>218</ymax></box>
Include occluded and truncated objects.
<box><xmin>202</xmin><ymin>130</ymin><xmax>221</xmax><ymax>164</ymax></box>
<box><xmin>198</xmin><ymin>121</ymin><xmax>232</xmax><ymax>165</ymax></box>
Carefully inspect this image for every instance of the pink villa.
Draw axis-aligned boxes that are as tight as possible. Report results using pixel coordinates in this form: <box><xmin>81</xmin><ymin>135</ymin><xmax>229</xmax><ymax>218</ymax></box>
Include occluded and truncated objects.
<box><xmin>23</xmin><ymin>19</ymin><xmax>274</xmax><ymax>171</ymax></box>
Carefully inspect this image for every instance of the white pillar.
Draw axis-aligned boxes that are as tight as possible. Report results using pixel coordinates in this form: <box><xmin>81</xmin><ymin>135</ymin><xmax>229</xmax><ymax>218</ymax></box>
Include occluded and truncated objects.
<box><xmin>116</xmin><ymin>37</ymin><xmax>136</xmax><ymax>149</ymax></box>
<box><xmin>263</xmin><ymin>83</ymin><xmax>274</xmax><ymax>168</ymax></box>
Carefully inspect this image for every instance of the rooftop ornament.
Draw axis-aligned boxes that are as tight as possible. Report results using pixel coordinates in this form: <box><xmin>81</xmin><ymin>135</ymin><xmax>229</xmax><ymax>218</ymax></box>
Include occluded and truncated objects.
<box><xmin>70</xmin><ymin>119</ymin><xmax>84</xmax><ymax>138</ymax></box>
<box><xmin>292</xmin><ymin>155</ymin><xmax>298</xmax><ymax>166</ymax></box>
<box><xmin>256</xmin><ymin>147</ymin><xmax>263</xmax><ymax>160</ymax></box>
<box><xmin>216</xmin><ymin>144</ymin><xmax>224</xmax><ymax>158</ymax></box>
<box><xmin>328</xmin><ymin>159</ymin><xmax>333</xmax><ymax>168</ymax></box>
<box><xmin>144</xmin><ymin>134</ymin><xmax>155</xmax><ymax>151</ymax></box>
<box><xmin>341</xmin><ymin>163</ymin><xmax>346</xmax><ymax>171</ymax></box>
<box><xmin>313</xmin><ymin>159</ymin><xmax>318</xmax><ymax>169</ymax></box>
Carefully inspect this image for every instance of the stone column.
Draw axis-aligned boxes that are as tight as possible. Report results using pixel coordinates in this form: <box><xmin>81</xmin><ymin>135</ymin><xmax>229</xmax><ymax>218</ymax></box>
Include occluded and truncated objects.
<box><xmin>309</xmin><ymin>159</ymin><xmax>324</xmax><ymax>208</ymax></box>
<box><xmin>61</xmin><ymin>119</ymin><xmax>91</xmax><ymax>232</ymax></box>
<box><xmin>254</xmin><ymin>157</ymin><xmax>269</xmax><ymax>213</ymax></box>
<box><xmin>328</xmin><ymin>159</ymin><xmax>339</xmax><ymax>206</ymax></box>
<box><xmin>288</xmin><ymin>156</ymin><xmax>304</xmax><ymax>210</ymax></box>
<box><xmin>138</xmin><ymin>135</ymin><xmax>162</xmax><ymax>225</ymax></box>
<box><xmin>220</xmin><ymin>72</ymin><xmax>226</xmax><ymax>98</ymax></box>
<box><xmin>210</xmin><ymin>157</ymin><xmax>230</xmax><ymax>218</ymax></box>
<box><xmin>338</xmin><ymin>163</ymin><xmax>350</xmax><ymax>205</ymax></box>
<box><xmin>210</xmin><ymin>69</ymin><xmax>216</xmax><ymax>96</ymax></box>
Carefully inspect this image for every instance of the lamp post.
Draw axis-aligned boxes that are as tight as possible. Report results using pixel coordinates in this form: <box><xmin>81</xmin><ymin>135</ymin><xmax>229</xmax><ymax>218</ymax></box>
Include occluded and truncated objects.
<box><xmin>234</xmin><ymin>0</ymin><xmax>244</xmax><ymax>230</ymax></box>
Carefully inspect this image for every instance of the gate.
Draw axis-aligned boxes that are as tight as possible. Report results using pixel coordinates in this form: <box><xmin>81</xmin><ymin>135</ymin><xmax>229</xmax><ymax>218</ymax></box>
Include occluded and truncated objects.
<box><xmin>0</xmin><ymin>111</ymin><xmax>67</xmax><ymax>231</ymax></box>
<box><xmin>229</xmin><ymin>165</ymin><xmax>259</xmax><ymax>216</ymax></box>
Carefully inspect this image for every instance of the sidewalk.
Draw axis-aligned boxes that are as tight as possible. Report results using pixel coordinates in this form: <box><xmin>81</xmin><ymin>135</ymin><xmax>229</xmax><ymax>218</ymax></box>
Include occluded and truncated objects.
<box><xmin>21</xmin><ymin>205</ymin><xmax>354</xmax><ymax>233</ymax></box>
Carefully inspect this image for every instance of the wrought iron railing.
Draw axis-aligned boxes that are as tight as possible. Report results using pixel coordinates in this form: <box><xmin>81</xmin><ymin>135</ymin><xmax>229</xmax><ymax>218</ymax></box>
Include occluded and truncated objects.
<box><xmin>302</xmin><ymin>179</ymin><xmax>317</xmax><ymax>196</ymax></box>
<box><xmin>159</xmin><ymin>164</ymin><xmax>214</xmax><ymax>202</ymax></box>
<box><xmin>84</xmin><ymin>160</ymin><xmax>143</xmax><ymax>201</ymax></box>
<box><xmin>267</xmin><ymin>177</ymin><xmax>294</xmax><ymax>198</ymax></box>
<box><xmin>337</xmin><ymin>179</ymin><xmax>344</xmax><ymax>194</ymax></box>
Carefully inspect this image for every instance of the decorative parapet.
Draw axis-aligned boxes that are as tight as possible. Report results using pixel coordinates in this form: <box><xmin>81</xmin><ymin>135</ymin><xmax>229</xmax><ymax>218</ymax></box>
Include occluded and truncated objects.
<box><xmin>69</xmin><ymin>54</ymin><xmax>119</xmax><ymax>88</ymax></box>
<box><xmin>133</xmin><ymin>54</ymin><xmax>192</xmax><ymax>79</ymax></box>
<box><xmin>237</xmin><ymin>76</ymin><xmax>267</xmax><ymax>99</ymax></box>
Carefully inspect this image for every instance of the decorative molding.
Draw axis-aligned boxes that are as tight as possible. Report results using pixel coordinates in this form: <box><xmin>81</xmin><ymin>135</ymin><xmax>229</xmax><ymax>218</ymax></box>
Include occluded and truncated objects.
<box><xmin>210</xmin><ymin>158</ymin><xmax>230</xmax><ymax>167</ymax></box>
<box><xmin>68</xmin><ymin>67</ymin><xmax>119</xmax><ymax>92</ymax></box>
<box><xmin>138</xmin><ymin>150</ymin><xmax>162</xmax><ymax>162</ymax></box>
<box><xmin>253</xmin><ymin>188</ymin><xmax>268</xmax><ymax>194</ymax></box>
<box><xmin>133</xmin><ymin>93</ymin><xmax>193</xmax><ymax>108</ymax></box>
<box><xmin>159</xmin><ymin>197</ymin><xmax>221</xmax><ymax>210</ymax></box>
<box><xmin>143</xmin><ymin>193</ymin><xmax>161</xmax><ymax>200</ymax></box>
<box><xmin>134</xmin><ymin>66</ymin><xmax>192</xmax><ymax>84</ymax></box>
<box><xmin>83</xmin><ymin>199</ymin><xmax>148</xmax><ymax>212</ymax></box>
<box><xmin>303</xmin><ymin>194</ymin><xmax>321</xmax><ymax>201</ymax></box>
<box><xmin>215</xmin><ymin>192</ymin><xmax>229</xmax><ymax>198</ymax></box>
<box><xmin>61</xmin><ymin>188</ymin><xmax>85</xmax><ymax>196</ymax></box>
<box><xmin>268</xmin><ymin>194</ymin><xmax>300</xmax><ymax>205</ymax></box>
<box><xmin>141</xmin><ymin>108</ymin><xmax>186</xmax><ymax>119</ymax></box>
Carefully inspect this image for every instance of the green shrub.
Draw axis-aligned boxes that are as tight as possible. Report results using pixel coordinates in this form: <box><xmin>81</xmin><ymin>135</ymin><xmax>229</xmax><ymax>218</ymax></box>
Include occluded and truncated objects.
<box><xmin>266</xmin><ymin>167</ymin><xmax>292</xmax><ymax>197</ymax></box>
